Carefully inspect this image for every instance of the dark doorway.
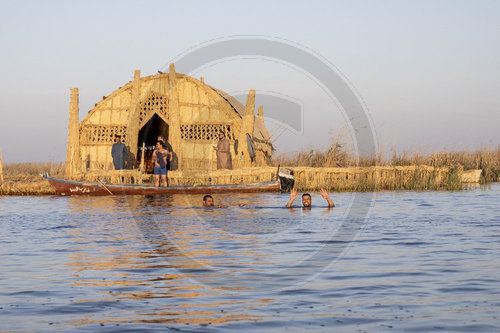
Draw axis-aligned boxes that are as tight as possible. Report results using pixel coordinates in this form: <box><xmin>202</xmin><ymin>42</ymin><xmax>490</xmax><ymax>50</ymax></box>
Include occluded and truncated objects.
<box><xmin>137</xmin><ymin>114</ymin><xmax>169</xmax><ymax>173</ymax></box>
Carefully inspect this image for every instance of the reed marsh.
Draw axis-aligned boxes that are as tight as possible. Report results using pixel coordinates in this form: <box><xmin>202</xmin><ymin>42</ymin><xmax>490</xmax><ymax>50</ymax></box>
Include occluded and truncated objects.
<box><xmin>0</xmin><ymin>162</ymin><xmax>64</xmax><ymax>195</ymax></box>
<box><xmin>272</xmin><ymin>142</ymin><xmax>499</xmax><ymax>191</ymax></box>
<box><xmin>0</xmin><ymin>145</ymin><xmax>498</xmax><ymax>195</ymax></box>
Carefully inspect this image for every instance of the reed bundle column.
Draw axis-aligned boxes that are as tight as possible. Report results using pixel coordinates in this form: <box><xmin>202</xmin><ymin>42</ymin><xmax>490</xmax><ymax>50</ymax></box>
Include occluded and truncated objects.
<box><xmin>65</xmin><ymin>88</ymin><xmax>81</xmax><ymax>177</ymax></box>
<box><xmin>168</xmin><ymin>63</ymin><xmax>182</xmax><ymax>170</ymax></box>
<box><xmin>237</xmin><ymin>90</ymin><xmax>256</xmax><ymax>168</ymax></box>
<box><xmin>257</xmin><ymin>105</ymin><xmax>271</xmax><ymax>141</ymax></box>
<box><xmin>126</xmin><ymin>69</ymin><xmax>141</xmax><ymax>168</ymax></box>
<box><xmin>257</xmin><ymin>105</ymin><xmax>272</xmax><ymax>166</ymax></box>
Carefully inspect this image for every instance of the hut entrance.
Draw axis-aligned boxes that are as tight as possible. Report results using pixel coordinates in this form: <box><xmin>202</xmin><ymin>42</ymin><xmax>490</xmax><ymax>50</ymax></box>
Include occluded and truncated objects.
<box><xmin>137</xmin><ymin>114</ymin><xmax>169</xmax><ymax>173</ymax></box>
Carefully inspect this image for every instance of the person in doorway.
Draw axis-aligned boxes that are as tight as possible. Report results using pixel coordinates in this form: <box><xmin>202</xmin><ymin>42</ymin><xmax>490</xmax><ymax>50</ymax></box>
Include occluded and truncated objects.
<box><xmin>152</xmin><ymin>141</ymin><xmax>169</xmax><ymax>187</ymax></box>
<box><xmin>111</xmin><ymin>135</ymin><xmax>127</xmax><ymax>170</ymax></box>
<box><xmin>214</xmin><ymin>131</ymin><xmax>232</xmax><ymax>169</ymax></box>
<box><xmin>157</xmin><ymin>135</ymin><xmax>173</xmax><ymax>169</ymax></box>
<box><xmin>286</xmin><ymin>188</ymin><xmax>335</xmax><ymax>209</ymax></box>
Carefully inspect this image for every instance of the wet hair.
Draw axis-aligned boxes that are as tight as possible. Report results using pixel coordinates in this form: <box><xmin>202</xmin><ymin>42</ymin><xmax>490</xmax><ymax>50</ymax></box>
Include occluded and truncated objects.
<box><xmin>302</xmin><ymin>193</ymin><xmax>311</xmax><ymax>199</ymax></box>
<box><xmin>203</xmin><ymin>194</ymin><xmax>213</xmax><ymax>202</ymax></box>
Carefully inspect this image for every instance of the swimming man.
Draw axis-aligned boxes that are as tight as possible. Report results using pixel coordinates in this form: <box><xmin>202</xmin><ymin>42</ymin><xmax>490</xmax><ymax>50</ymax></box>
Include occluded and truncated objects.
<box><xmin>203</xmin><ymin>194</ymin><xmax>246</xmax><ymax>208</ymax></box>
<box><xmin>286</xmin><ymin>188</ymin><xmax>334</xmax><ymax>209</ymax></box>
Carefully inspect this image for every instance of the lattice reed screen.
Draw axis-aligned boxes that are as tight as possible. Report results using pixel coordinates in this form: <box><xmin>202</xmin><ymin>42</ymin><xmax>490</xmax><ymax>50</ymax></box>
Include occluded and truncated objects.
<box><xmin>80</xmin><ymin>125</ymin><xmax>127</xmax><ymax>145</ymax></box>
<box><xmin>139</xmin><ymin>93</ymin><xmax>168</xmax><ymax>125</ymax></box>
<box><xmin>180</xmin><ymin>124</ymin><xmax>234</xmax><ymax>141</ymax></box>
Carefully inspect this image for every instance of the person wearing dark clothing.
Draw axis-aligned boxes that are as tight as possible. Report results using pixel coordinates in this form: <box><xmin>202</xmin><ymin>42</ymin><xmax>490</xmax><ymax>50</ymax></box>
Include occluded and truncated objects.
<box><xmin>111</xmin><ymin>135</ymin><xmax>127</xmax><ymax>170</ymax></box>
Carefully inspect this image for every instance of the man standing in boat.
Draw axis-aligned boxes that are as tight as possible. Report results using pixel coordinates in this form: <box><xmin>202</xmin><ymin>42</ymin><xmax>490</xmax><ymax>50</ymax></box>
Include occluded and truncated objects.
<box><xmin>286</xmin><ymin>188</ymin><xmax>335</xmax><ymax>209</ymax></box>
<box><xmin>214</xmin><ymin>131</ymin><xmax>232</xmax><ymax>169</ymax></box>
<box><xmin>152</xmin><ymin>141</ymin><xmax>169</xmax><ymax>187</ymax></box>
<box><xmin>111</xmin><ymin>135</ymin><xmax>127</xmax><ymax>170</ymax></box>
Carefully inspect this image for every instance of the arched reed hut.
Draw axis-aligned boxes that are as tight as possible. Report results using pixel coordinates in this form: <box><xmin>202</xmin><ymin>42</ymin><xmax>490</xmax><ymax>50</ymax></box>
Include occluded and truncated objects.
<box><xmin>65</xmin><ymin>64</ymin><xmax>273</xmax><ymax>178</ymax></box>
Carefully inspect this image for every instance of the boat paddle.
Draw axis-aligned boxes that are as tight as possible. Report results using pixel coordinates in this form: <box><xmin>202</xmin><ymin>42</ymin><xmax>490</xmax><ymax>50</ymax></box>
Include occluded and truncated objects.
<box><xmin>97</xmin><ymin>179</ymin><xmax>113</xmax><ymax>195</ymax></box>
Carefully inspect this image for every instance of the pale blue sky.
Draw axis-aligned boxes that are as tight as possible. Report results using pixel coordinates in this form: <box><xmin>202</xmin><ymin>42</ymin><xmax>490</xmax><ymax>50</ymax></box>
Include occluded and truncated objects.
<box><xmin>0</xmin><ymin>0</ymin><xmax>499</xmax><ymax>162</ymax></box>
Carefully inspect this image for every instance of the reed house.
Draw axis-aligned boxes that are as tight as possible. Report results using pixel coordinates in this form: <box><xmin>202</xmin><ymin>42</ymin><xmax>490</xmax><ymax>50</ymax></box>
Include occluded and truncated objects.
<box><xmin>65</xmin><ymin>64</ymin><xmax>273</xmax><ymax>178</ymax></box>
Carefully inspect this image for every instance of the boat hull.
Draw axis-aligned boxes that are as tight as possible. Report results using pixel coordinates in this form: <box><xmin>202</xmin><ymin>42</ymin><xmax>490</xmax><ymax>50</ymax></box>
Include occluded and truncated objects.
<box><xmin>43</xmin><ymin>175</ymin><xmax>280</xmax><ymax>196</ymax></box>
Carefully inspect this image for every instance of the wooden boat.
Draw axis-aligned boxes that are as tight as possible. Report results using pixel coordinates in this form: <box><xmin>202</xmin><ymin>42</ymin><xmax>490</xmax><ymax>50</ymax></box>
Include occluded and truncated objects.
<box><xmin>42</xmin><ymin>174</ymin><xmax>282</xmax><ymax>196</ymax></box>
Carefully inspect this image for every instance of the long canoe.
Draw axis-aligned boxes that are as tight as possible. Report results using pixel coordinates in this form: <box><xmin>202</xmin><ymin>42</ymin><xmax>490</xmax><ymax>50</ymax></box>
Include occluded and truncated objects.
<box><xmin>42</xmin><ymin>174</ymin><xmax>282</xmax><ymax>196</ymax></box>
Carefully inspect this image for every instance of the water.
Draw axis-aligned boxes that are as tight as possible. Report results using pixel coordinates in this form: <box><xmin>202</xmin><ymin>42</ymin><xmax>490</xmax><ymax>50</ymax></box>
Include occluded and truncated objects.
<box><xmin>1</xmin><ymin>185</ymin><xmax>499</xmax><ymax>332</ymax></box>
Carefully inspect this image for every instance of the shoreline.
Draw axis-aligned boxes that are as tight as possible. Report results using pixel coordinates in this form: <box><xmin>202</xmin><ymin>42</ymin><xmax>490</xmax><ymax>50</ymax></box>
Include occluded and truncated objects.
<box><xmin>0</xmin><ymin>166</ymin><xmax>487</xmax><ymax>196</ymax></box>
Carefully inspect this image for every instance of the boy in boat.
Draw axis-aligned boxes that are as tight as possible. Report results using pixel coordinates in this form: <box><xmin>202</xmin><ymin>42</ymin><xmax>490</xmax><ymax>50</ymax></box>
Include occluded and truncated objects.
<box><xmin>286</xmin><ymin>188</ymin><xmax>334</xmax><ymax>209</ymax></box>
<box><xmin>152</xmin><ymin>141</ymin><xmax>169</xmax><ymax>187</ymax></box>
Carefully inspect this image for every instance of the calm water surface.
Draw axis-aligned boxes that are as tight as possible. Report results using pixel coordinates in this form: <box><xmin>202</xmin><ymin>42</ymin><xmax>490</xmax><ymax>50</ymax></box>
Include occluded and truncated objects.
<box><xmin>1</xmin><ymin>184</ymin><xmax>499</xmax><ymax>332</ymax></box>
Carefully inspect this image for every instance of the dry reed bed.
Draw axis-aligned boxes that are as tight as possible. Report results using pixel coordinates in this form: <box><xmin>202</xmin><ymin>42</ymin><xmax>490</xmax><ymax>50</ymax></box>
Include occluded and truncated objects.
<box><xmin>273</xmin><ymin>146</ymin><xmax>500</xmax><ymax>184</ymax></box>
<box><xmin>288</xmin><ymin>166</ymin><xmax>462</xmax><ymax>191</ymax></box>
<box><xmin>67</xmin><ymin>166</ymin><xmax>462</xmax><ymax>191</ymax></box>
<box><xmin>1</xmin><ymin>145</ymin><xmax>498</xmax><ymax>195</ymax></box>
<box><xmin>1</xmin><ymin>164</ymin><xmax>460</xmax><ymax>195</ymax></box>
<box><xmin>0</xmin><ymin>162</ymin><xmax>64</xmax><ymax>195</ymax></box>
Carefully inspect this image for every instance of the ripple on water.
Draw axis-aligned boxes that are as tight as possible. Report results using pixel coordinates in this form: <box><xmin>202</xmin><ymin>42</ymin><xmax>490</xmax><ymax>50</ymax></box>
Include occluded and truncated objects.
<box><xmin>0</xmin><ymin>186</ymin><xmax>499</xmax><ymax>332</ymax></box>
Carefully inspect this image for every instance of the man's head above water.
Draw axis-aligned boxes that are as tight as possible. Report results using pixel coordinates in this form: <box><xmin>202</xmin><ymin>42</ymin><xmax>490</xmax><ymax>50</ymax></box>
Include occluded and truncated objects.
<box><xmin>301</xmin><ymin>193</ymin><xmax>312</xmax><ymax>208</ymax></box>
<box><xmin>203</xmin><ymin>194</ymin><xmax>214</xmax><ymax>207</ymax></box>
<box><xmin>202</xmin><ymin>195</ymin><xmax>246</xmax><ymax>208</ymax></box>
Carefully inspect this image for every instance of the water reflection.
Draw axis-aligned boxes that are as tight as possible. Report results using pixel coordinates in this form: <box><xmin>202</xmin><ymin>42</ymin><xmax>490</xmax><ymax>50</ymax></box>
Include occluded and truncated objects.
<box><xmin>61</xmin><ymin>192</ymin><xmax>345</xmax><ymax>326</ymax></box>
<box><xmin>124</xmin><ymin>194</ymin><xmax>347</xmax><ymax>291</ymax></box>
<box><xmin>64</xmin><ymin>194</ymin><xmax>280</xmax><ymax>326</ymax></box>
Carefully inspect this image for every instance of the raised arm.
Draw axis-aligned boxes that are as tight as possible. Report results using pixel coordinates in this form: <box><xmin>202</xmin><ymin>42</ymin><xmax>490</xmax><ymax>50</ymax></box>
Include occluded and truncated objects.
<box><xmin>320</xmin><ymin>188</ymin><xmax>335</xmax><ymax>207</ymax></box>
<box><xmin>286</xmin><ymin>188</ymin><xmax>299</xmax><ymax>208</ymax></box>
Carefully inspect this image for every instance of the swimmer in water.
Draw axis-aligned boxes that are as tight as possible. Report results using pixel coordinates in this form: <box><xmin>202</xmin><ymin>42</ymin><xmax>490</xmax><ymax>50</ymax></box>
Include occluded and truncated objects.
<box><xmin>286</xmin><ymin>188</ymin><xmax>334</xmax><ymax>209</ymax></box>
<box><xmin>203</xmin><ymin>194</ymin><xmax>247</xmax><ymax>208</ymax></box>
